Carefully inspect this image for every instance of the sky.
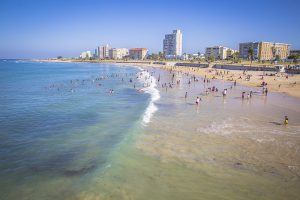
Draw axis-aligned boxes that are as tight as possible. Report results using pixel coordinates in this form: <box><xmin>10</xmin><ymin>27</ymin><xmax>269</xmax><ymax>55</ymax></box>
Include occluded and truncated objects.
<box><xmin>0</xmin><ymin>0</ymin><xmax>299</xmax><ymax>58</ymax></box>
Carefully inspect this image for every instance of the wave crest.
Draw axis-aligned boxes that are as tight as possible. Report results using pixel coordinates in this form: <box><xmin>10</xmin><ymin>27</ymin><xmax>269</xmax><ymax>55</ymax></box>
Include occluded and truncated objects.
<box><xmin>137</xmin><ymin>69</ymin><xmax>160</xmax><ymax>125</ymax></box>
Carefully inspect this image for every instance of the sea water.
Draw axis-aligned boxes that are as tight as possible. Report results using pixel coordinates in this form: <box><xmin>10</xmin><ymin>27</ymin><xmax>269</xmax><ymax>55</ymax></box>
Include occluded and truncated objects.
<box><xmin>0</xmin><ymin>60</ymin><xmax>157</xmax><ymax>199</ymax></box>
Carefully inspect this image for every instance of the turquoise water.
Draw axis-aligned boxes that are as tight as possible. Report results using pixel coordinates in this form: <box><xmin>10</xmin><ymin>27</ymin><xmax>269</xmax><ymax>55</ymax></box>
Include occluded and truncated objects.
<box><xmin>0</xmin><ymin>60</ymin><xmax>150</xmax><ymax>199</ymax></box>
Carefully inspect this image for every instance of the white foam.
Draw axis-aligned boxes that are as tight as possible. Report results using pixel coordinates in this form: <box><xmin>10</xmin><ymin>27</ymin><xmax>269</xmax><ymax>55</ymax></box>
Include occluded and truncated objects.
<box><xmin>137</xmin><ymin>69</ymin><xmax>160</xmax><ymax>125</ymax></box>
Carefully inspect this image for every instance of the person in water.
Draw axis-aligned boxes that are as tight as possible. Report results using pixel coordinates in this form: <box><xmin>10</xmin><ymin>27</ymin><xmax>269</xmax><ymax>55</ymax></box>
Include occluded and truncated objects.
<box><xmin>284</xmin><ymin>116</ymin><xmax>289</xmax><ymax>125</ymax></box>
<box><xmin>222</xmin><ymin>89</ymin><xmax>227</xmax><ymax>96</ymax></box>
<box><xmin>196</xmin><ymin>97</ymin><xmax>201</xmax><ymax>105</ymax></box>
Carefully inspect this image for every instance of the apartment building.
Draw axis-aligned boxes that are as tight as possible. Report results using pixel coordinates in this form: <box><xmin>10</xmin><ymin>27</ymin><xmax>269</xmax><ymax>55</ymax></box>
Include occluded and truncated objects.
<box><xmin>239</xmin><ymin>42</ymin><xmax>290</xmax><ymax>60</ymax></box>
<box><xmin>109</xmin><ymin>48</ymin><xmax>129</xmax><ymax>59</ymax></box>
<box><xmin>129</xmin><ymin>48</ymin><xmax>148</xmax><ymax>60</ymax></box>
<box><xmin>205</xmin><ymin>46</ymin><xmax>231</xmax><ymax>60</ymax></box>
<box><xmin>163</xmin><ymin>30</ymin><xmax>183</xmax><ymax>59</ymax></box>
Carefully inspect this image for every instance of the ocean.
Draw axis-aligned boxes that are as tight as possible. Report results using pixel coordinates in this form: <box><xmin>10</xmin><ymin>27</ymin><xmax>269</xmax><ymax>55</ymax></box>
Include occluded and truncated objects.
<box><xmin>0</xmin><ymin>60</ymin><xmax>159</xmax><ymax>199</ymax></box>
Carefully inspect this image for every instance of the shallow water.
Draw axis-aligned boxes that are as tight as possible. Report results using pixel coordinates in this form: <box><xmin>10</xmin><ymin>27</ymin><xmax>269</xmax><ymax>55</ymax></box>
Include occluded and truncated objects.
<box><xmin>0</xmin><ymin>60</ymin><xmax>150</xmax><ymax>199</ymax></box>
<box><xmin>1</xmin><ymin>61</ymin><xmax>300</xmax><ymax>199</ymax></box>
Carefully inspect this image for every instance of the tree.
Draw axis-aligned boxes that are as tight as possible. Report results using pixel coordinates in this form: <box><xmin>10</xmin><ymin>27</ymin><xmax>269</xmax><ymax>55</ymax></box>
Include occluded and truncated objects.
<box><xmin>158</xmin><ymin>52</ymin><xmax>165</xmax><ymax>60</ymax></box>
<box><xmin>57</xmin><ymin>56</ymin><xmax>63</xmax><ymax>59</ymax></box>
<box><xmin>248</xmin><ymin>47</ymin><xmax>254</xmax><ymax>66</ymax></box>
<box><xmin>207</xmin><ymin>55</ymin><xmax>215</xmax><ymax>63</ymax></box>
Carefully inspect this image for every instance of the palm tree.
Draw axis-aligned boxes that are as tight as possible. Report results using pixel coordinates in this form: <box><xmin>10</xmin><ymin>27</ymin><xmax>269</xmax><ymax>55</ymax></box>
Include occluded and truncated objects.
<box><xmin>248</xmin><ymin>47</ymin><xmax>254</xmax><ymax>66</ymax></box>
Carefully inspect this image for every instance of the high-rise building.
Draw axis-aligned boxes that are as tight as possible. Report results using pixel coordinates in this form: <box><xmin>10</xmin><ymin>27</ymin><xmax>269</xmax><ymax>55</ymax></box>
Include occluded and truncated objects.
<box><xmin>129</xmin><ymin>48</ymin><xmax>148</xmax><ymax>60</ymax></box>
<box><xmin>205</xmin><ymin>46</ymin><xmax>233</xmax><ymax>60</ymax></box>
<box><xmin>98</xmin><ymin>44</ymin><xmax>111</xmax><ymax>59</ymax></box>
<box><xmin>109</xmin><ymin>48</ymin><xmax>129</xmax><ymax>59</ymax></box>
<box><xmin>163</xmin><ymin>29</ymin><xmax>182</xmax><ymax>59</ymax></box>
<box><xmin>239</xmin><ymin>42</ymin><xmax>290</xmax><ymax>61</ymax></box>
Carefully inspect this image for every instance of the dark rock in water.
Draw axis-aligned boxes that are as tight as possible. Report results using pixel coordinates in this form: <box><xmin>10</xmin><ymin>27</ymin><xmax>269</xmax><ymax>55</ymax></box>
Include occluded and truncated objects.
<box><xmin>63</xmin><ymin>162</ymin><xmax>97</xmax><ymax>177</ymax></box>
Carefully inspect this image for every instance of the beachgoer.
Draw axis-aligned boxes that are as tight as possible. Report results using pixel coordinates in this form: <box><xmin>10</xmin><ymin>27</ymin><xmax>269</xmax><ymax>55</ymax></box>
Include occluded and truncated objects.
<box><xmin>196</xmin><ymin>97</ymin><xmax>201</xmax><ymax>105</ymax></box>
<box><xmin>185</xmin><ymin>92</ymin><xmax>188</xmax><ymax>99</ymax></box>
<box><xmin>223</xmin><ymin>89</ymin><xmax>227</xmax><ymax>96</ymax></box>
<box><xmin>284</xmin><ymin>116</ymin><xmax>289</xmax><ymax>125</ymax></box>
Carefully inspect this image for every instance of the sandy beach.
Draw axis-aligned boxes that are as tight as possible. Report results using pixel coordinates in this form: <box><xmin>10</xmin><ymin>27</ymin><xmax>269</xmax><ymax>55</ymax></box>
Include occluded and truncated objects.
<box><xmin>128</xmin><ymin>62</ymin><xmax>300</xmax><ymax>99</ymax></box>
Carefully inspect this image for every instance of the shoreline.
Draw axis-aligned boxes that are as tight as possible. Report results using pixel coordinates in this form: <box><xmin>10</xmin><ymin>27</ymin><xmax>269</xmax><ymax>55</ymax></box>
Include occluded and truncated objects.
<box><xmin>32</xmin><ymin>58</ymin><xmax>300</xmax><ymax>99</ymax></box>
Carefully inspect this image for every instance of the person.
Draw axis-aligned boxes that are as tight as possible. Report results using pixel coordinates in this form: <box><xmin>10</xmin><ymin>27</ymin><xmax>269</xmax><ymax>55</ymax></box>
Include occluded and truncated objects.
<box><xmin>196</xmin><ymin>97</ymin><xmax>201</xmax><ymax>105</ymax></box>
<box><xmin>265</xmin><ymin>87</ymin><xmax>268</xmax><ymax>96</ymax></box>
<box><xmin>284</xmin><ymin>116</ymin><xmax>289</xmax><ymax>125</ymax></box>
<box><xmin>242</xmin><ymin>92</ymin><xmax>245</xmax><ymax>99</ymax></box>
<box><xmin>222</xmin><ymin>89</ymin><xmax>227</xmax><ymax>96</ymax></box>
<box><xmin>250</xmin><ymin>91</ymin><xmax>253</xmax><ymax>98</ymax></box>
<box><xmin>185</xmin><ymin>92</ymin><xmax>188</xmax><ymax>99</ymax></box>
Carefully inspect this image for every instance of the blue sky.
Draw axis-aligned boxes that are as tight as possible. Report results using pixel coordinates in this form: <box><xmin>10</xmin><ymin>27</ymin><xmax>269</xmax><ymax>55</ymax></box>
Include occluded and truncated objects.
<box><xmin>0</xmin><ymin>0</ymin><xmax>299</xmax><ymax>58</ymax></box>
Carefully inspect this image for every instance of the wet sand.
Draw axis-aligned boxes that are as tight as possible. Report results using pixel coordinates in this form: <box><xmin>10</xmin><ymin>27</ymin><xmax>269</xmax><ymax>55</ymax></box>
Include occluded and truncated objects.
<box><xmin>132</xmin><ymin>67</ymin><xmax>300</xmax><ymax>199</ymax></box>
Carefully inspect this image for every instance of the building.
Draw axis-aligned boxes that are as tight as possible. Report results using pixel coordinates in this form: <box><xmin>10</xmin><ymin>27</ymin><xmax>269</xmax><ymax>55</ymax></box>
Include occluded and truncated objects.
<box><xmin>109</xmin><ymin>48</ymin><xmax>129</xmax><ymax>59</ymax></box>
<box><xmin>80</xmin><ymin>51</ymin><xmax>92</xmax><ymax>59</ymax></box>
<box><xmin>129</xmin><ymin>48</ymin><xmax>148</xmax><ymax>60</ymax></box>
<box><xmin>163</xmin><ymin>29</ymin><xmax>183</xmax><ymax>59</ymax></box>
<box><xmin>239</xmin><ymin>42</ymin><xmax>260</xmax><ymax>60</ymax></box>
<box><xmin>205</xmin><ymin>46</ymin><xmax>231</xmax><ymax>60</ymax></box>
<box><xmin>290</xmin><ymin>50</ymin><xmax>300</xmax><ymax>56</ymax></box>
<box><xmin>94</xmin><ymin>48</ymin><xmax>99</xmax><ymax>58</ymax></box>
<box><xmin>239</xmin><ymin>42</ymin><xmax>290</xmax><ymax>61</ymax></box>
<box><xmin>98</xmin><ymin>44</ymin><xmax>111</xmax><ymax>59</ymax></box>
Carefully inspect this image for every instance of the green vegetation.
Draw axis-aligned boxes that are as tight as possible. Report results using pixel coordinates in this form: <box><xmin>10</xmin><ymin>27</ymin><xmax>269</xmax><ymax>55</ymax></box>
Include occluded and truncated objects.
<box><xmin>248</xmin><ymin>47</ymin><xmax>254</xmax><ymax>65</ymax></box>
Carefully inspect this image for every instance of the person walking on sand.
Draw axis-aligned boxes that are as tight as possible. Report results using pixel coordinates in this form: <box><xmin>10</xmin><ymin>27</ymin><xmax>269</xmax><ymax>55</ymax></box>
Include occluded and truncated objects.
<box><xmin>284</xmin><ymin>116</ymin><xmax>289</xmax><ymax>125</ymax></box>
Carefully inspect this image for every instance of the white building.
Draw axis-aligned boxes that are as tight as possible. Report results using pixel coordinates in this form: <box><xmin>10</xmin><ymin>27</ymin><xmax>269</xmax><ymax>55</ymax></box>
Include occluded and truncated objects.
<box><xmin>109</xmin><ymin>48</ymin><xmax>129</xmax><ymax>59</ymax></box>
<box><xmin>80</xmin><ymin>51</ymin><xmax>92</xmax><ymax>59</ymax></box>
<box><xmin>163</xmin><ymin>29</ymin><xmax>183</xmax><ymax>59</ymax></box>
<box><xmin>98</xmin><ymin>44</ymin><xmax>111</xmax><ymax>59</ymax></box>
<box><xmin>205</xmin><ymin>46</ymin><xmax>234</xmax><ymax>60</ymax></box>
